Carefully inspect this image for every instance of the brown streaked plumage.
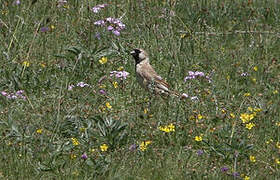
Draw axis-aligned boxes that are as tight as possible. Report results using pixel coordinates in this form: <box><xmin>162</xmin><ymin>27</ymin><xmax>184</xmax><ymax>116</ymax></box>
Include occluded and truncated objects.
<box><xmin>130</xmin><ymin>48</ymin><xmax>180</xmax><ymax>97</ymax></box>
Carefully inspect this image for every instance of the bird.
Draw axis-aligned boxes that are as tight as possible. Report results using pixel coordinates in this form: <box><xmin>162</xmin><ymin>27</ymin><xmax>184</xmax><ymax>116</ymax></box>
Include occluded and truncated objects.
<box><xmin>130</xmin><ymin>48</ymin><xmax>181</xmax><ymax>97</ymax></box>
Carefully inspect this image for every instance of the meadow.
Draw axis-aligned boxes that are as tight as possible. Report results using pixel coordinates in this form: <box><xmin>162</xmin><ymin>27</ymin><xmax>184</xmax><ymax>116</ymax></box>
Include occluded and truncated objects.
<box><xmin>0</xmin><ymin>0</ymin><xmax>279</xmax><ymax>179</ymax></box>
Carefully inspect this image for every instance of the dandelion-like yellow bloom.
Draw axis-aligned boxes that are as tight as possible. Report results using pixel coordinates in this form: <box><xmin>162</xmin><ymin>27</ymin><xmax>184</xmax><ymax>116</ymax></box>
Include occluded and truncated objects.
<box><xmin>99</xmin><ymin>57</ymin><xmax>108</xmax><ymax>64</ymax></box>
<box><xmin>244</xmin><ymin>176</ymin><xmax>250</xmax><ymax>180</ymax></box>
<box><xmin>180</xmin><ymin>34</ymin><xmax>186</xmax><ymax>39</ymax></box>
<box><xmin>100</xmin><ymin>144</ymin><xmax>108</xmax><ymax>152</ymax></box>
<box><xmin>230</xmin><ymin>113</ymin><xmax>235</xmax><ymax>118</ymax></box>
<box><xmin>71</xmin><ymin>137</ymin><xmax>79</xmax><ymax>146</ymax></box>
<box><xmin>139</xmin><ymin>141</ymin><xmax>152</xmax><ymax>151</ymax></box>
<box><xmin>240</xmin><ymin>113</ymin><xmax>255</xmax><ymax>123</ymax></box>
<box><xmin>144</xmin><ymin>108</ymin><xmax>148</xmax><ymax>114</ymax></box>
<box><xmin>253</xmin><ymin>66</ymin><xmax>258</xmax><ymax>71</ymax></box>
<box><xmin>275</xmin><ymin>122</ymin><xmax>280</xmax><ymax>127</ymax></box>
<box><xmin>273</xmin><ymin>90</ymin><xmax>278</xmax><ymax>94</ymax></box>
<box><xmin>248</xmin><ymin>107</ymin><xmax>253</xmax><ymax>112</ymax></box>
<box><xmin>36</xmin><ymin>128</ymin><xmax>43</xmax><ymax>134</ymax></box>
<box><xmin>249</xmin><ymin>155</ymin><xmax>256</xmax><ymax>163</ymax></box>
<box><xmin>245</xmin><ymin>122</ymin><xmax>255</xmax><ymax>130</ymax></box>
<box><xmin>244</xmin><ymin>93</ymin><xmax>251</xmax><ymax>97</ymax></box>
<box><xmin>159</xmin><ymin>123</ymin><xmax>175</xmax><ymax>133</ymax></box>
<box><xmin>105</xmin><ymin>102</ymin><xmax>112</xmax><ymax>109</ymax></box>
<box><xmin>275</xmin><ymin>158</ymin><xmax>280</xmax><ymax>165</ymax></box>
<box><xmin>197</xmin><ymin>114</ymin><xmax>204</xmax><ymax>120</ymax></box>
<box><xmin>112</xmin><ymin>81</ymin><xmax>118</xmax><ymax>88</ymax></box>
<box><xmin>22</xmin><ymin>61</ymin><xmax>30</xmax><ymax>67</ymax></box>
<box><xmin>195</xmin><ymin>136</ymin><xmax>203</xmax><ymax>142</ymax></box>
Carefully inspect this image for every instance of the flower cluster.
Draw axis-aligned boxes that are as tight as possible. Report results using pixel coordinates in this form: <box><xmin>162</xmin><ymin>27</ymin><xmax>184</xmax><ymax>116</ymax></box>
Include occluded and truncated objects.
<box><xmin>68</xmin><ymin>82</ymin><xmax>91</xmax><ymax>90</ymax></box>
<box><xmin>158</xmin><ymin>123</ymin><xmax>175</xmax><ymax>133</ymax></box>
<box><xmin>1</xmin><ymin>90</ymin><xmax>26</xmax><ymax>100</ymax></box>
<box><xmin>94</xmin><ymin>17</ymin><xmax>125</xmax><ymax>36</ymax></box>
<box><xmin>139</xmin><ymin>140</ymin><xmax>152</xmax><ymax>151</ymax></box>
<box><xmin>100</xmin><ymin>144</ymin><xmax>108</xmax><ymax>152</ymax></box>
<box><xmin>240</xmin><ymin>107</ymin><xmax>262</xmax><ymax>130</ymax></box>
<box><xmin>110</xmin><ymin>71</ymin><xmax>130</xmax><ymax>80</ymax></box>
<box><xmin>92</xmin><ymin>4</ymin><xmax>108</xmax><ymax>13</ymax></box>
<box><xmin>184</xmin><ymin>71</ymin><xmax>211</xmax><ymax>83</ymax></box>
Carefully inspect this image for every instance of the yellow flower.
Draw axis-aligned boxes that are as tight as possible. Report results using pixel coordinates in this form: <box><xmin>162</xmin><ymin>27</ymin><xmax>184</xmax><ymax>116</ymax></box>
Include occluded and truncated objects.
<box><xmin>244</xmin><ymin>93</ymin><xmax>251</xmax><ymax>97</ymax></box>
<box><xmin>99</xmin><ymin>57</ymin><xmax>108</xmax><ymax>64</ymax></box>
<box><xmin>266</xmin><ymin>139</ymin><xmax>273</xmax><ymax>144</ymax></box>
<box><xmin>79</xmin><ymin>127</ymin><xmax>86</xmax><ymax>132</ymax></box>
<box><xmin>70</xmin><ymin>154</ymin><xmax>77</xmax><ymax>159</ymax></box>
<box><xmin>251</xmin><ymin>78</ymin><xmax>256</xmax><ymax>83</ymax></box>
<box><xmin>22</xmin><ymin>61</ymin><xmax>30</xmax><ymax>67</ymax></box>
<box><xmin>90</xmin><ymin>148</ymin><xmax>96</xmax><ymax>153</ymax></box>
<box><xmin>99</xmin><ymin>84</ymin><xmax>106</xmax><ymax>88</ymax></box>
<box><xmin>253</xmin><ymin>108</ymin><xmax>262</xmax><ymax>112</ymax></box>
<box><xmin>117</xmin><ymin>66</ymin><xmax>124</xmax><ymax>71</ymax></box>
<box><xmin>180</xmin><ymin>34</ymin><xmax>186</xmax><ymax>39</ymax></box>
<box><xmin>249</xmin><ymin>155</ymin><xmax>256</xmax><ymax>163</ymax></box>
<box><xmin>158</xmin><ymin>123</ymin><xmax>175</xmax><ymax>133</ymax></box>
<box><xmin>244</xmin><ymin>175</ymin><xmax>250</xmax><ymax>180</ymax></box>
<box><xmin>253</xmin><ymin>66</ymin><xmax>258</xmax><ymax>71</ymax></box>
<box><xmin>195</xmin><ymin>135</ymin><xmax>203</xmax><ymax>142</ymax></box>
<box><xmin>276</xmin><ymin>142</ymin><xmax>280</xmax><ymax>149</ymax></box>
<box><xmin>112</xmin><ymin>81</ymin><xmax>118</xmax><ymax>88</ymax></box>
<box><xmin>221</xmin><ymin>109</ymin><xmax>226</xmax><ymax>114</ymax></box>
<box><xmin>50</xmin><ymin>25</ymin><xmax>55</xmax><ymax>30</ymax></box>
<box><xmin>230</xmin><ymin>113</ymin><xmax>235</xmax><ymax>118</ymax></box>
<box><xmin>248</xmin><ymin>107</ymin><xmax>253</xmax><ymax>112</ymax></box>
<box><xmin>144</xmin><ymin>108</ymin><xmax>148</xmax><ymax>114</ymax></box>
<box><xmin>100</xmin><ymin>144</ymin><xmax>108</xmax><ymax>152</ymax></box>
<box><xmin>71</xmin><ymin>137</ymin><xmax>79</xmax><ymax>146</ymax></box>
<box><xmin>245</xmin><ymin>122</ymin><xmax>255</xmax><ymax>130</ymax></box>
<box><xmin>139</xmin><ymin>141</ymin><xmax>152</xmax><ymax>151</ymax></box>
<box><xmin>197</xmin><ymin>114</ymin><xmax>203</xmax><ymax>120</ymax></box>
<box><xmin>273</xmin><ymin>90</ymin><xmax>278</xmax><ymax>94</ymax></box>
<box><xmin>105</xmin><ymin>102</ymin><xmax>112</xmax><ymax>109</ymax></box>
<box><xmin>36</xmin><ymin>128</ymin><xmax>43</xmax><ymax>134</ymax></box>
<box><xmin>275</xmin><ymin>158</ymin><xmax>280</xmax><ymax>165</ymax></box>
<box><xmin>275</xmin><ymin>122</ymin><xmax>280</xmax><ymax>127</ymax></box>
<box><xmin>40</xmin><ymin>62</ymin><xmax>46</xmax><ymax>68</ymax></box>
<box><xmin>240</xmin><ymin>113</ymin><xmax>255</xmax><ymax>123</ymax></box>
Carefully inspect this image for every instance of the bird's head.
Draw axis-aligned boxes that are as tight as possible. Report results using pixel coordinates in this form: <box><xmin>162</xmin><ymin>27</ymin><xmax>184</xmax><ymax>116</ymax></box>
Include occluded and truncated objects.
<box><xmin>130</xmin><ymin>48</ymin><xmax>149</xmax><ymax>64</ymax></box>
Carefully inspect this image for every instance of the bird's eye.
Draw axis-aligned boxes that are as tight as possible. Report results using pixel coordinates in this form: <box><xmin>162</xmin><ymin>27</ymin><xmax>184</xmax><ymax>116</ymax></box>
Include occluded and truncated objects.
<box><xmin>134</xmin><ymin>49</ymin><xmax>141</xmax><ymax>54</ymax></box>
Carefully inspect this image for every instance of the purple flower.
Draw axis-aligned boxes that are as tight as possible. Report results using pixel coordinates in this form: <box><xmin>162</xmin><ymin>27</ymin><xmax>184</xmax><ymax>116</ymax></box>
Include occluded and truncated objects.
<box><xmin>107</xmin><ymin>25</ymin><xmax>114</xmax><ymax>31</ymax></box>
<box><xmin>81</xmin><ymin>153</ymin><xmax>88</xmax><ymax>160</ymax></box>
<box><xmin>181</xmin><ymin>93</ymin><xmax>188</xmax><ymax>98</ymax></box>
<box><xmin>112</xmin><ymin>30</ymin><xmax>120</xmax><ymax>36</ymax></box>
<box><xmin>94</xmin><ymin>20</ymin><xmax>105</xmax><ymax>26</ymax></box>
<box><xmin>99</xmin><ymin>89</ymin><xmax>107</xmax><ymax>95</ymax></box>
<box><xmin>110</xmin><ymin>71</ymin><xmax>129</xmax><ymax>80</ymax></box>
<box><xmin>92</xmin><ymin>4</ymin><xmax>108</xmax><ymax>13</ymax></box>
<box><xmin>1</xmin><ymin>90</ymin><xmax>26</xmax><ymax>100</ymax></box>
<box><xmin>77</xmin><ymin>82</ymin><xmax>90</xmax><ymax>87</ymax></box>
<box><xmin>221</xmin><ymin>166</ymin><xmax>229</xmax><ymax>172</ymax></box>
<box><xmin>194</xmin><ymin>71</ymin><xmax>205</xmax><ymax>77</ymax></box>
<box><xmin>40</xmin><ymin>27</ymin><xmax>49</xmax><ymax>33</ymax></box>
<box><xmin>129</xmin><ymin>144</ymin><xmax>137</xmax><ymax>151</ymax></box>
<box><xmin>241</xmin><ymin>72</ymin><xmax>249</xmax><ymax>77</ymax></box>
<box><xmin>190</xmin><ymin>96</ymin><xmax>198</xmax><ymax>101</ymax></box>
<box><xmin>95</xmin><ymin>32</ymin><xmax>101</xmax><ymax>40</ymax></box>
<box><xmin>68</xmin><ymin>85</ymin><xmax>75</xmax><ymax>91</ymax></box>
<box><xmin>197</xmin><ymin>149</ymin><xmax>204</xmax><ymax>156</ymax></box>
<box><xmin>57</xmin><ymin>0</ymin><xmax>67</xmax><ymax>7</ymax></box>
<box><xmin>14</xmin><ymin>0</ymin><xmax>20</xmax><ymax>5</ymax></box>
<box><xmin>232</xmin><ymin>172</ymin><xmax>239</xmax><ymax>177</ymax></box>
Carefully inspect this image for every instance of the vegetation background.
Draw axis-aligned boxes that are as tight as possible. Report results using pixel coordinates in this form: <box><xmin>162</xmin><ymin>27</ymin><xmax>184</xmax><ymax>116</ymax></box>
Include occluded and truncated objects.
<box><xmin>0</xmin><ymin>0</ymin><xmax>279</xmax><ymax>179</ymax></box>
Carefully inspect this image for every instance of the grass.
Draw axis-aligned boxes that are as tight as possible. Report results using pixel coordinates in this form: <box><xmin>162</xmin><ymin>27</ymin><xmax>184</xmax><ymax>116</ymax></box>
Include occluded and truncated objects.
<box><xmin>0</xmin><ymin>0</ymin><xmax>279</xmax><ymax>179</ymax></box>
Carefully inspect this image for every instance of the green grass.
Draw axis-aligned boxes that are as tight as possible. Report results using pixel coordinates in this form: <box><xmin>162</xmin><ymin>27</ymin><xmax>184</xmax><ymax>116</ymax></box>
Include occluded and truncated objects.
<box><xmin>1</xmin><ymin>0</ymin><xmax>280</xmax><ymax>179</ymax></box>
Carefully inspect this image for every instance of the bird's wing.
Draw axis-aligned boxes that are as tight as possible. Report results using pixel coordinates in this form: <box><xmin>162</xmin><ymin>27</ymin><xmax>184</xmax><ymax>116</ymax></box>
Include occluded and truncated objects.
<box><xmin>137</xmin><ymin>63</ymin><xmax>170</xmax><ymax>89</ymax></box>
